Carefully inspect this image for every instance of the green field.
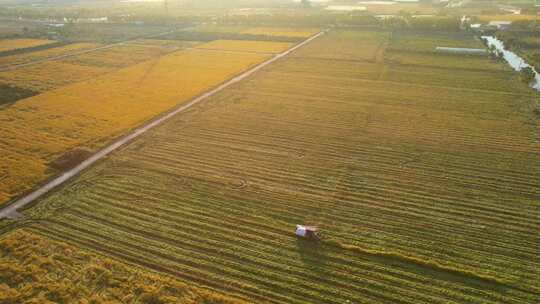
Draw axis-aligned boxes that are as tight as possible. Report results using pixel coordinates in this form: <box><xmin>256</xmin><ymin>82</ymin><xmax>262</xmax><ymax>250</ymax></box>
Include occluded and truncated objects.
<box><xmin>1</xmin><ymin>30</ymin><xmax>539</xmax><ymax>303</ymax></box>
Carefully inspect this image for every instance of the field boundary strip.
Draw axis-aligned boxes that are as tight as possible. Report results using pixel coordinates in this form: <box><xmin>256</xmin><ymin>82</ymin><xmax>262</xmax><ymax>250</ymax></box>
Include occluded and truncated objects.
<box><xmin>0</xmin><ymin>30</ymin><xmax>326</xmax><ymax>220</ymax></box>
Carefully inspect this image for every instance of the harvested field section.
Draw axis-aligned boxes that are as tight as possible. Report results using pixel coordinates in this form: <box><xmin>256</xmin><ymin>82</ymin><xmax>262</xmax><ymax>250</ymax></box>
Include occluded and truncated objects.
<box><xmin>384</xmin><ymin>50</ymin><xmax>504</xmax><ymax>71</ymax></box>
<box><xmin>271</xmin><ymin>57</ymin><xmax>526</xmax><ymax>93</ymax></box>
<box><xmin>388</xmin><ymin>32</ymin><xmax>484</xmax><ymax>52</ymax></box>
<box><xmin>18</xmin><ymin>30</ymin><xmax>540</xmax><ymax>304</ymax></box>
<box><xmin>0</xmin><ymin>38</ymin><xmax>54</xmax><ymax>52</ymax></box>
<box><xmin>384</xmin><ymin>31</ymin><xmax>505</xmax><ymax>72</ymax></box>
<box><xmin>292</xmin><ymin>30</ymin><xmax>389</xmax><ymax>62</ymax></box>
<box><xmin>381</xmin><ymin>64</ymin><xmax>528</xmax><ymax>92</ymax></box>
<box><xmin>0</xmin><ymin>49</ymin><xmax>270</xmax><ymax>204</ymax></box>
<box><xmin>195</xmin><ymin>40</ymin><xmax>293</xmax><ymax>54</ymax></box>
<box><xmin>270</xmin><ymin>57</ymin><xmax>383</xmax><ymax>80</ymax></box>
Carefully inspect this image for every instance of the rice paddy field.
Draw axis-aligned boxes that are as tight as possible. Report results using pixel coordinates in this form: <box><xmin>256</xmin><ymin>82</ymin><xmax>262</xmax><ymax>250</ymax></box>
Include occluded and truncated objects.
<box><xmin>0</xmin><ymin>38</ymin><xmax>54</xmax><ymax>52</ymax></box>
<box><xmin>194</xmin><ymin>25</ymin><xmax>318</xmax><ymax>38</ymax></box>
<box><xmin>195</xmin><ymin>40</ymin><xmax>293</xmax><ymax>53</ymax></box>
<box><xmin>0</xmin><ymin>42</ymin><xmax>100</xmax><ymax>67</ymax></box>
<box><xmin>292</xmin><ymin>30</ymin><xmax>389</xmax><ymax>62</ymax></box>
<box><xmin>2</xmin><ymin>29</ymin><xmax>538</xmax><ymax>304</ymax></box>
<box><xmin>0</xmin><ymin>40</ymin><xmax>197</xmax><ymax>92</ymax></box>
<box><xmin>240</xmin><ymin>27</ymin><xmax>318</xmax><ymax>38</ymax></box>
<box><xmin>0</xmin><ymin>40</ymin><xmax>278</xmax><ymax>204</ymax></box>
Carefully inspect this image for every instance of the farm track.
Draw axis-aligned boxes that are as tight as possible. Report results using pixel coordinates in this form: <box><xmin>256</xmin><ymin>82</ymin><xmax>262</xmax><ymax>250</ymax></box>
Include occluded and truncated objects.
<box><xmin>4</xmin><ymin>30</ymin><xmax>539</xmax><ymax>303</ymax></box>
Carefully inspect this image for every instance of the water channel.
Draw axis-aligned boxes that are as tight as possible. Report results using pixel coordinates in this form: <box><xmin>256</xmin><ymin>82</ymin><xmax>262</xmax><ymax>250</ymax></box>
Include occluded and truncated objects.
<box><xmin>482</xmin><ymin>35</ymin><xmax>540</xmax><ymax>92</ymax></box>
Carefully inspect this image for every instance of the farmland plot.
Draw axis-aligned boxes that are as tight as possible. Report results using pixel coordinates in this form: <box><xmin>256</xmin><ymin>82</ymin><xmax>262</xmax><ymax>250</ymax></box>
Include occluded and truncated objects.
<box><xmin>292</xmin><ymin>30</ymin><xmax>389</xmax><ymax>62</ymax></box>
<box><xmin>0</xmin><ymin>42</ymin><xmax>100</xmax><ymax>67</ymax></box>
<box><xmin>0</xmin><ymin>42</ymin><xmax>275</xmax><ymax>204</ymax></box>
<box><xmin>380</xmin><ymin>64</ymin><xmax>530</xmax><ymax>93</ymax></box>
<box><xmin>6</xmin><ymin>30</ymin><xmax>539</xmax><ymax>304</ymax></box>
<box><xmin>387</xmin><ymin>31</ymin><xmax>485</xmax><ymax>52</ymax></box>
<box><xmin>0</xmin><ymin>61</ymin><xmax>113</xmax><ymax>92</ymax></box>
<box><xmin>384</xmin><ymin>51</ymin><xmax>505</xmax><ymax>71</ymax></box>
<box><xmin>0</xmin><ymin>41</ymin><xmax>195</xmax><ymax>92</ymax></box>
<box><xmin>241</xmin><ymin>27</ymin><xmax>318</xmax><ymax>38</ymax></box>
<box><xmin>0</xmin><ymin>38</ymin><xmax>54</xmax><ymax>53</ymax></box>
<box><xmin>61</xmin><ymin>42</ymin><xmax>185</xmax><ymax>68</ymax></box>
<box><xmin>195</xmin><ymin>40</ymin><xmax>293</xmax><ymax>54</ymax></box>
<box><xmin>195</xmin><ymin>25</ymin><xmax>318</xmax><ymax>38</ymax></box>
<box><xmin>384</xmin><ymin>31</ymin><xmax>506</xmax><ymax>71</ymax></box>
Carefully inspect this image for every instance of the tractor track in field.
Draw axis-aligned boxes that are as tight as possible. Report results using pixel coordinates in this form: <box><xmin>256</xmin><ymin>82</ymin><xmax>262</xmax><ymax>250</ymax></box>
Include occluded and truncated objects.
<box><xmin>0</xmin><ymin>30</ymin><xmax>326</xmax><ymax>220</ymax></box>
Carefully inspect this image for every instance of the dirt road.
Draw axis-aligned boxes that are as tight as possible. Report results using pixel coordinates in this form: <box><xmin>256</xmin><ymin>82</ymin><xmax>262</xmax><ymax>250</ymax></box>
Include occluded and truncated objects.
<box><xmin>0</xmin><ymin>30</ymin><xmax>326</xmax><ymax>220</ymax></box>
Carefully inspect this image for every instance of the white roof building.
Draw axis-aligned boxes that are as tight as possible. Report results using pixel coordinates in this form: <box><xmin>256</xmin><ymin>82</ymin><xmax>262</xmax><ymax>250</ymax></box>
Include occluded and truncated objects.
<box><xmin>435</xmin><ymin>47</ymin><xmax>487</xmax><ymax>55</ymax></box>
<box><xmin>488</xmin><ymin>21</ymin><xmax>512</xmax><ymax>29</ymax></box>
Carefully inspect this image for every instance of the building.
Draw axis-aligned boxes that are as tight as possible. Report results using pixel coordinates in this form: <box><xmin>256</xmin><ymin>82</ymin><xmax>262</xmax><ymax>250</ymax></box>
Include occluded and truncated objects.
<box><xmin>435</xmin><ymin>47</ymin><xmax>487</xmax><ymax>55</ymax></box>
<box><xmin>488</xmin><ymin>21</ymin><xmax>512</xmax><ymax>30</ymax></box>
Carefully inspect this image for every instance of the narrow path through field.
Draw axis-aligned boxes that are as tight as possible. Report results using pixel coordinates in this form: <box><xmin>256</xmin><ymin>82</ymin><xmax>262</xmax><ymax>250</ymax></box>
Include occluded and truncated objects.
<box><xmin>0</xmin><ymin>30</ymin><xmax>326</xmax><ymax>220</ymax></box>
<box><xmin>0</xmin><ymin>28</ymin><xmax>189</xmax><ymax>71</ymax></box>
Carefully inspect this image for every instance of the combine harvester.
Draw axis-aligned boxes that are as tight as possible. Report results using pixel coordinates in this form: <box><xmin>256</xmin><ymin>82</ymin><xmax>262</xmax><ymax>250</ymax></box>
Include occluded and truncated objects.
<box><xmin>295</xmin><ymin>225</ymin><xmax>321</xmax><ymax>241</ymax></box>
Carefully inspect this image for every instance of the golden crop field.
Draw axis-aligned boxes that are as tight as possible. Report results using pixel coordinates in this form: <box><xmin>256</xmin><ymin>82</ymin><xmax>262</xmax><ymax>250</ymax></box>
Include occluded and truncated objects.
<box><xmin>0</xmin><ymin>61</ymin><xmax>112</xmax><ymax>91</ymax></box>
<box><xmin>195</xmin><ymin>25</ymin><xmax>318</xmax><ymax>38</ymax></box>
<box><xmin>0</xmin><ymin>43</ymin><xmax>275</xmax><ymax>204</ymax></box>
<box><xmin>0</xmin><ymin>38</ymin><xmax>54</xmax><ymax>52</ymax></box>
<box><xmin>0</xmin><ymin>42</ymin><xmax>100</xmax><ymax>67</ymax></box>
<box><xmin>63</xmin><ymin>44</ymin><xmax>174</xmax><ymax>68</ymax></box>
<box><xmin>0</xmin><ymin>41</ymin><xmax>194</xmax><ymax>92</ymax></box>
<box><xmin>0</xmin><ymin>229</ymin><xmax>247</xmax><ymax>303</ymax></box>
<box><xmin>195</xmin><ymin>40</ymin><xmax>293</xmax><ymax>53</ymax></box>
<box><xmin>127</xmin><ymin>39</ymin><xmax>200</xmax><ymax>49</ymax></box>
<box><xmin>241</xmin><ymin>27</ymin><xmax>318</xmax><ymax>38</ymax></box>
<box><xmin>4</xmin><ymin>30</ymin><xmax>538</xmax><ymax>303</ymax></box>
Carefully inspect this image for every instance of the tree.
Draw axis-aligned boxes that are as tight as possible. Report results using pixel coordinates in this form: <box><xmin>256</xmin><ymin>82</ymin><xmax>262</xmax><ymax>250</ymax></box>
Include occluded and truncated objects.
<box><xmin>301</xmin><ymin>0</ymin><xmax>311</xmax><ymax>7</ymax></box>
<box><xmin>520</xmin><ymin>66</ymin><xmax>536</xmax><ymax>85</ymax></box>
